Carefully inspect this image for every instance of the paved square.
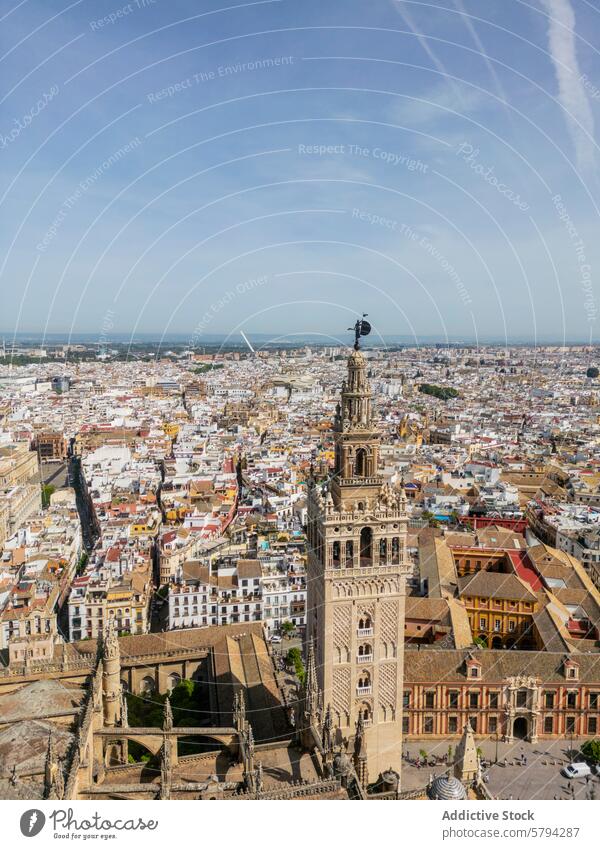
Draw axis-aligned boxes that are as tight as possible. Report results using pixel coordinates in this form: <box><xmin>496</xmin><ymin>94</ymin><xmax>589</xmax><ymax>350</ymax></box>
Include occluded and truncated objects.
<box><xmin>401</xmin><ymin>737</ymin><xmax>600</xmax><ymax>799</ymax></box>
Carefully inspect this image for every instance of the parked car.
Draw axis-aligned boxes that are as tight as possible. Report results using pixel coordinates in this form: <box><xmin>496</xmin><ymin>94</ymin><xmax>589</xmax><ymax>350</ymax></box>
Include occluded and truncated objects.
<box><xmin>269</xmin><ymin>634</ymin><xmax>282</xmax><ymax>644</ymax></box>
<box><xmin>561</xmin><ymin>762</ymin><xmax>591</xmax><ymax>779</ymax></box>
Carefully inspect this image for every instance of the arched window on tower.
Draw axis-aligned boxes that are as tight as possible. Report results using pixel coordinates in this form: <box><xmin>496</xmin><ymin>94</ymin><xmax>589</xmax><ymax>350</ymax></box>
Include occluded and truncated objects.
<box><xmin>332</xmin><ymin>540</ymin><xmax>341</xmax><ymax>567</ymax></box>
<box><xmin>360</xmin><ymin>527</ymin><xmax>373</xmax><ymax>566</ymax></box>
<box><xmin>354</xmin><ymin>448</ymin><xmax>367</xmax><ymax>477</ymax></box>
<box><xmin>379</xmin><ymin>538</ymin><xmax>387</xmax><ymax>563</ymax></box>
<box><xmin>357</xmin><ymin>644</ymin><xmax>373</xmax><ymax>661</ymax></box>
<box><xmin>357</xmin><ymin>672</ymin><xmax>372</xmax><ymax>694</ymax></box>
<box><xmin>358</xmin><ymin>614</ymin><xmax>372</xmax><ymax>635</ymax></box>
<box><xmin>345</xmin><ymin>540</ymin><xmax>354</xmax><ymax>567</ymax></box>
<box><xmin>391</xmin><ymin>537</ymin><xmax>400</xmax><ymax>565</ymax></box>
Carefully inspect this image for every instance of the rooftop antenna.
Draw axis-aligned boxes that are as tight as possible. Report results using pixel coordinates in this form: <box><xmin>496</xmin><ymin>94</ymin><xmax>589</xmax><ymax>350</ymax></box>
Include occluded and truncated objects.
<box><xmin>347</xmin><ymin>314</ymin><xmax>371</xmax><ymax>350</ymax></box>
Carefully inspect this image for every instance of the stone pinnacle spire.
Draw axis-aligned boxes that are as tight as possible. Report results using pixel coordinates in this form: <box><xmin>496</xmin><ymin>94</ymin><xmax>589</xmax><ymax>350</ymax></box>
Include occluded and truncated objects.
<box><xmin>44</xmin><ymin>731</ymin><xmax>64</xmax><ymax>800</ymax></box>
<box><xmin>322</xmin><ymin>703</ymin><xmax>333</xmax><ymax>752</ymax></box>
<box><xmin>163</xmin><ymin>696</ymin><xmax>173</xmax><ymax>731</ymax></box>
<box><xmin>233</xmin><ymin>690</ymin><xmax>246</xmax><ymax>733</ymax></box>
<box><xmin>160</xmin><ymin>736</ymin><xmax>172</xmax><ymax>800</ymax></box>
<box><xmin>454</xmin><ymin>720</ymin><xmax>478</xmax><ymax>782</ymax></box>
<box><xmin>353</xmin><ymin>712</ymin><xmax>368</xmax><ymax>787</ymax></box>
<box><xmin>120</xmin><ymin>690</ymin><xmax>128</xmax><ymax>727</ymax></box>
<box><xmin>44</xmin><ymin>731</ymin><xmax>56</xmax><ymax>795</ymax></box>
<box><xmin>305</xmin><ymin>636</ymin><xmax>319</xmax><ymax>718</ymax></box>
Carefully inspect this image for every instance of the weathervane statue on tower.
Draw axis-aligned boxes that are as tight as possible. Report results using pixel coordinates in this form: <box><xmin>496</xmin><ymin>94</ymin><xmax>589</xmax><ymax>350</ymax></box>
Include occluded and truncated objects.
<box><xmin>348</xmin><ymin>314</ymin><xmax>371</xmax><ymax>350</ymax></box>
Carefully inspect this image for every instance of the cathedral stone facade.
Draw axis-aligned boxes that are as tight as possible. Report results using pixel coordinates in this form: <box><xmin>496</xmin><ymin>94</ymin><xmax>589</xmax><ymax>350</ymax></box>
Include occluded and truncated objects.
<box><xmin>307</xmin><ymin>347</ymin><xmax>411</xmax><ymax>784</ymax></box>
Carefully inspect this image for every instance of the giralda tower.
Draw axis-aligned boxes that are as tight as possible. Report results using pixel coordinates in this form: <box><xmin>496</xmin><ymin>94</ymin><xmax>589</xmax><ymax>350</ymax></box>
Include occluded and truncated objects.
<box><xmin>306</xmin><ymin>318</ymin><xmax>410</xmax><ymax>784</ymax></box>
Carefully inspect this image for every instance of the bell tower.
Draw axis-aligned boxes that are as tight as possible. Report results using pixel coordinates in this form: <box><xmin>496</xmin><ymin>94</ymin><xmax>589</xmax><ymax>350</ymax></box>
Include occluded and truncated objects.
<box><xmin>331</xmin><ymin>346</ymin><xmax>382</xmax><ymax>513</ymax></box>
<box><xmin>307</xmin><ymin>317</ymin><xmax>410</xmax><ymax>786</ymax></box>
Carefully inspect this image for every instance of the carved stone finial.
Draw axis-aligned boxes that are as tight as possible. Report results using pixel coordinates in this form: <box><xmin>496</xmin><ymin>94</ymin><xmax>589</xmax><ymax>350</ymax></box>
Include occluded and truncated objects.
<box><xmin>160</xmin><ymin>736</ymin><xmax>172</xmax><ymax>800</ymax></box>
<box><xmin>44</xmin><ymin>731</ymin><xmax>64</xmax><ymax>800</ymax></box>
<box><xmin>255</xmin><ymin>761</ymin><xmax>264</xmax><ymax>794</ymax></box>
<box><xmin>304</xmin><ymin>637</ymin><xmax>320</xmax><ymax>721</ymax></box>
<box><xmin>102</xmin><ymin>619</ymin><xmax>120</xmax><ymax>661</ymax></box>
<box><xmin>121</xmin><ymin>690</ymin><xmax>128</xmax><ymax>727</ymax></box>
<box><xmin>163</xmin><ymin>696</ymin><xmax>173</xmax><ymax>732</ymax></box>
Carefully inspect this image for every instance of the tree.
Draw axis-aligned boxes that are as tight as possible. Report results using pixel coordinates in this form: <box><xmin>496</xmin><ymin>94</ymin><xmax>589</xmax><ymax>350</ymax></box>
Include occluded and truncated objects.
<box><xmin>587</xmin><ymin>366</ymin><xmax>599</xmax><ymax>379</ymax></box>
<box><xmin>421</xmin><ymin>510</ymin><xmax>439</xmax><ymax>528</ymax></box>
<box><xmin>419</xmin><ymin>383</ymin><xmax>459</xmax><ymax>401</ymax></box>
<box><xmin>280</xmin><ymin>621</ymin><xmax>294</xmax><ymax>637</ymax></box>
<box><xmin>41</xmin><ymin>484</ymin><xmax>55</xmax><ymax>508</ymax></box>
<box><xmin>77</xmin><ymin>552</ymin><xmax>88</xmax><ymax>574</ymax></box>
<box><xmin>286</xmin><ymin>646</ymin><xmax>305</xmax><ymax>683</ymax></box>
<box><xmin>581</xmin><ymin>739</ymin><xmax>600</xmax><ymax>763</ymax></box>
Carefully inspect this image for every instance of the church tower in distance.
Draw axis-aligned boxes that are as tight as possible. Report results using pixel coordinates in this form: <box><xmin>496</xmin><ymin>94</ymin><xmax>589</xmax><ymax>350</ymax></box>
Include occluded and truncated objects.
<box><xmin>307</xmin><ymin>321</ymin><xmax>410</xmax><ymax>785</ymax></box>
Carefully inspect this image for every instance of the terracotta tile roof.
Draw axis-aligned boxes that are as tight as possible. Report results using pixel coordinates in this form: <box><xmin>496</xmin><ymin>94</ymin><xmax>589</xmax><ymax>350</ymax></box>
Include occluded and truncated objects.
<box><xmin>404</xmin><ymin>648</ymin><xmax>600</xmax><ymax>684</ymax></box>
<box><xmin>457</xmin><ymin>570</ymin><xmax>537</xmax><ymax>602</ymax></box>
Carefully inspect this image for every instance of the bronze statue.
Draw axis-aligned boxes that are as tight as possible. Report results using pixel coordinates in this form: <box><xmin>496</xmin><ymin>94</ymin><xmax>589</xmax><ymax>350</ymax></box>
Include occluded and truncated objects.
<box><xmin>348</xmin><ymin>314</ymin><xmax>371</xmax><ymax>350</ymax></box>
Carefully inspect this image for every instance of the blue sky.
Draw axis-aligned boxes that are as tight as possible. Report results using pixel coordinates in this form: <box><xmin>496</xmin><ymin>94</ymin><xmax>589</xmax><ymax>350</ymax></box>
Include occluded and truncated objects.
<box><xmin>2</xmin><ymin>0</ymin><xmax>600</xmax><ymax>344</ymax></box>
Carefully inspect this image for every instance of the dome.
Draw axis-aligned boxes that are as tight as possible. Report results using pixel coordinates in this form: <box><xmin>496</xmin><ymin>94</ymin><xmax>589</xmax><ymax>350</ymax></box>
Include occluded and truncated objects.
<box><xmin>427</xmin><ymin>774</ymin><xmax>467</xmax><ymax>801</ymax></box>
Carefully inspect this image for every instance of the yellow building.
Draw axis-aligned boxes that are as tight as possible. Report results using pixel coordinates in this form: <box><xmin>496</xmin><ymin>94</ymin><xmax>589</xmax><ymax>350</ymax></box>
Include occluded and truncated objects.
<box><xmin>457</xmin><ymin>571</ymin><xmax>539</xmax><ymax>649</ymax></box>
<box><xmin>162</xmin><ymin>422</ymin><xmax>180</xmax><ymax>439</ymax></box>
<box><xmin>0</xmin><ymin>442</ymin><xmax>39</xmax><ymax>488</ymax></box>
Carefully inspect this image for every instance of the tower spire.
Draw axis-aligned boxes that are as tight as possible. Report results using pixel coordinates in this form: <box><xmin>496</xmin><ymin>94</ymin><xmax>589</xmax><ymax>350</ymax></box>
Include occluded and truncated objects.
<box><xmin>233</xmin><ymin>690</ymin><xmax>246</xmax><ymax>733</ymax></box>
<box><xmin>44</xmin><ymin>731</ymin><xmax>56</xmax><ymax>796</ymax></box>
<box><xmin>163</xmin><ymin>696</ymin><xmax>173</xmax><ymax>732</ymax></box>
<box><xmin>44</xmin><ymin>731</ymin><xmax>64</xmax><ymax>800</ymax></box>
<box><xmin>160</xmin><ymin>736</ymin><xmax>172</xmax><ymax>800</ymax></box>
<box><xmin>304</xmin><ymin>636</ymin><xmax>319</xmax><ymax>719</ymax></box>
<box><xmin>321</xmin><ymin>702</ymin><xmax>335</xmax><ymax>777</ymax></box>
<box><xmin>454</xmin><ymin>721</ymin><xmax>478</xmax><ymax>783</ymax></box>
<box><xmin>322</xmin><ymin>703</ymin><xmax>333</xmax><ymax>748</ymax></box>
<box><xmin>354</xmin><ymin>712</ymin><xmax>369</xmax><ymax>787</ymax></box>
<box><xmin>300</xmin><ymin>636</ymin><xmax>322</xmax><ymax>750</ymax></box>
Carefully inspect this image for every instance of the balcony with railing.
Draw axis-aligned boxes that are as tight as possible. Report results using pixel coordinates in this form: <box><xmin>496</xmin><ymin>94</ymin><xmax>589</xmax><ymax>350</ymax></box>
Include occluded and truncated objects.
<box><xmin>357</xmin><ymin>685</ymin><xmax>372</xmax><ymax>695</ymax></box>
<box><xmin>357</xmin><ymin>627</ymin><xmax>373</xmax><ymax>637</ymax></box>
<box><xmin>357</xmin><ymin>653</ymin><xmax>373</xmax><ymax>663</ymax></box>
